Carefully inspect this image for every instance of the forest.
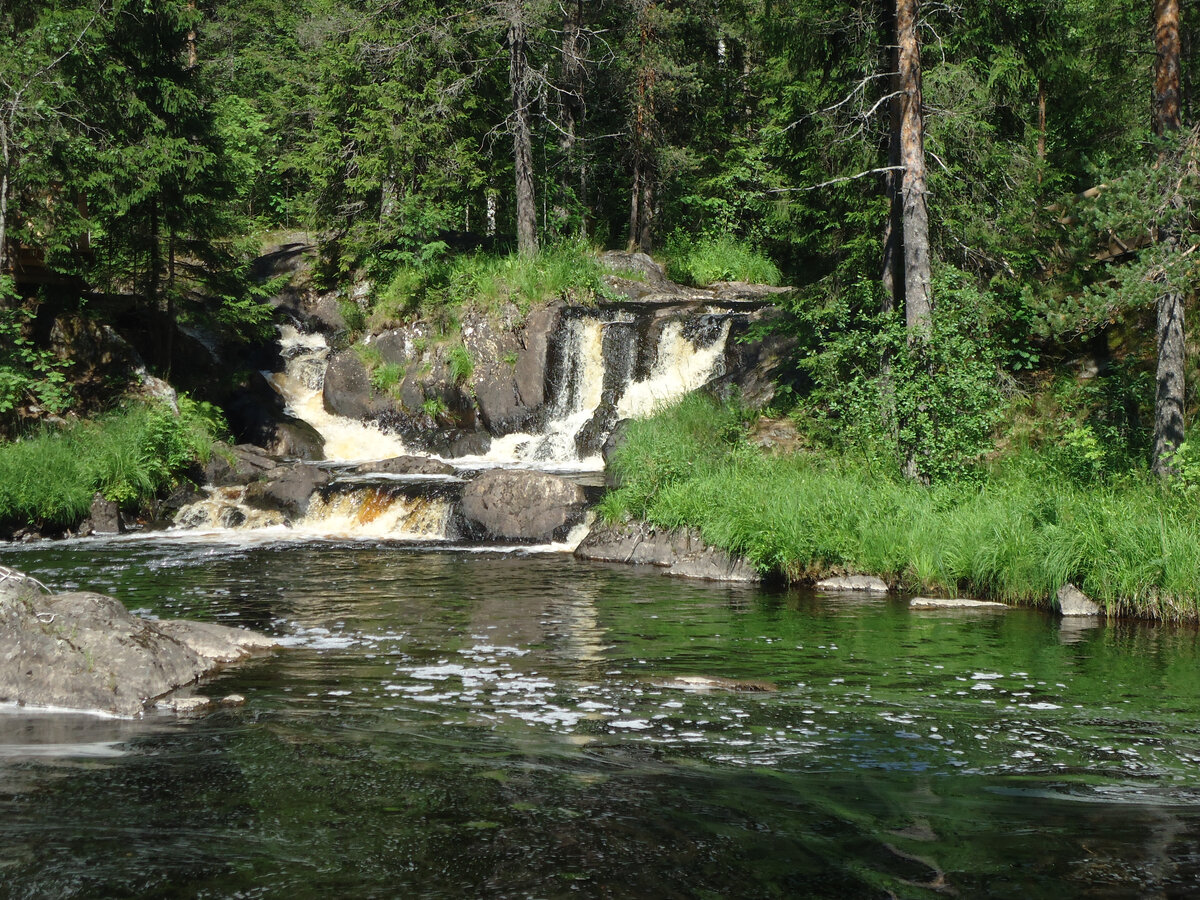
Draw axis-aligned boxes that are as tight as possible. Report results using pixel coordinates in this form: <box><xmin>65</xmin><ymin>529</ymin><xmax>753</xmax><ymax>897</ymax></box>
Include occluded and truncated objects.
<box><xmin>3</xmin><ymin>0</ymin><xmax>1200</xmax><ymax>614</ymax></box>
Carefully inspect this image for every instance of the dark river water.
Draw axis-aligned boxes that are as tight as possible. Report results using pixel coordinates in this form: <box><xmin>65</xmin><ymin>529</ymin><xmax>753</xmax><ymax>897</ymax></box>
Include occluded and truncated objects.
<box><xmin>2</xmin><ymin>537</ymin><xmax>1200</xmax><ymax>898</ymax></box>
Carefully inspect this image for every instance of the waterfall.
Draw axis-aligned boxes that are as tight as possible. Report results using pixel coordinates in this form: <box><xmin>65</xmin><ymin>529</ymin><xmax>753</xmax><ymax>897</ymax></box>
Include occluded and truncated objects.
<box><xmin>267</xmin><ymin>304</ymin><xmax>744</xmax><ymax>471</ymax></box>
<box><xmin>271</xmin><ymin>325</ymin><xmax>411</xmax><ymax>461</ymax></box>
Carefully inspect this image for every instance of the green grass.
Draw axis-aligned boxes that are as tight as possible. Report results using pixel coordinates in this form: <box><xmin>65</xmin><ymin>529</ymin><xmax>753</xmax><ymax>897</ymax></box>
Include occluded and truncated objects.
<box><xmin>663</xmin><ymin>234</ymin><xmax>782</xmax><ymax>287</ymax></box>
<box><xmin>602</xmin><ymin>396</ymin><xmax>1200</xmax><ymax>621</ymax></box>
<box><xmin>0</xmin><ymin>398</ymin><xmax>223</xmax><ymax>529</ymax></box>
<box><xmin>368</xmin><ymin>241</ymin><xmax>616</xmax><ymax>333</ymax></box>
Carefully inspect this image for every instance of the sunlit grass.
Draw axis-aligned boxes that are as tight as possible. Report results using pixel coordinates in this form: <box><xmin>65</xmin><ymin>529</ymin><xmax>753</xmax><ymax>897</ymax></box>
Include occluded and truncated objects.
<box><xmin>603</xmin><ymin>395</ymin><xmax>1200</xmax><ymax>620</ymax></box>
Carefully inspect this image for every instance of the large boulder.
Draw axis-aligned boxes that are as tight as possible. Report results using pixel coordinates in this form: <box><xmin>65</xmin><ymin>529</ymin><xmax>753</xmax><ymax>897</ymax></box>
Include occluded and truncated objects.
<box><xmin>0</xmin><ymin>571</ymin><xmax>275</xmax><ymax>716</ymax></box>
<box><xmin>460</xmin><ymin>469</ymin><xmax>587</xmax><ymax>541</ymax></box>
<box><xmin>574</xmin><ymin>520</ymin><xmax>759</xmax><ymax>582</ymax></box>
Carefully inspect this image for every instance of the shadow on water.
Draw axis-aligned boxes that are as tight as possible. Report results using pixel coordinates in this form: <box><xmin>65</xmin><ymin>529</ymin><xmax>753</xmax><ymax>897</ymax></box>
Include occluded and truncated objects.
<box><xmin>3</xmin><ymin>541</ymin><xmax>1200</xmax><ymax>897</ymax></box>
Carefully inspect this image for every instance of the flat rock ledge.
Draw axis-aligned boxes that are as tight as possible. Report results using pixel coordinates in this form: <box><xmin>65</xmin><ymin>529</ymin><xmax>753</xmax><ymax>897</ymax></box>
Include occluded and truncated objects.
<box><xmin>574</xmin><ymin>520</ymin><xmax>759</xmax><ymax>583</ymax></box>
<box><xmin>909</xmin><ymin>597</ymin><xmax>1009</xmax><ymax>610</ymax></box>
<box><xmin>1</xmin><ymin>571</ymin><xmax>276</xmax><ymax>717</ymax></box>
<box><xmin>815</xmin><ymin>574</ymin><xmax>889</xmax><ymax>594</ymax></box>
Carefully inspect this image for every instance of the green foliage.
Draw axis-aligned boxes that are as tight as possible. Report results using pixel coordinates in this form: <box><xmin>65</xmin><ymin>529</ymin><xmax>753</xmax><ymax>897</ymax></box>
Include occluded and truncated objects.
<box><xmin>0</xmin><ymin>284</ymin><xmax>73</xmax><ymax>432</ymax></box>
<box><xmin>663</xmin><ymin>233</ymin><xmax>782</xmax><ymax>286</ymax></box>
<box><xmin>447</xmin><ymin>344</ymin><xmax>474</xmax><ymax>383</ymax></box>
<box><xmin>366</xmin><ymin>243</ymin><xmax>615</xmax><ymax>332</ymax></box>
<box><xmin>786</xmin><ymin>266</ymin><xmax>1002</xmax><ymax>481</ymax></box>
<box><xmin>421</xmin><ymin>396</ymin><xmax>448</xmax><ymax>419</ymax></box>
<box><xmin>0</xmin><ymin>399</ymin><xmax>223</xmax><ymax>528</ymax></box>
<box><xmin>604</xmin><ymin>396</ymin><xmax>1200</xmax><ymax>620</ymax></box>
<box><xmin>370</xmin><ymin>362</ymin><xmax>405</xmax><ymax>397</ymax></box>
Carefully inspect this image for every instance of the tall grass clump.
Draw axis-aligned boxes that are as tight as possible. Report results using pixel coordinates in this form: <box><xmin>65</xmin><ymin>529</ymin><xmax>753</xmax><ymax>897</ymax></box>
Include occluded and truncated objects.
<box><xmin>663</xmin><ymin>233</ymin><xmax>781</xmax><ymax>287</ymax></box>
<box><xmin>603</xmin><ymin>396</ymin><xmax>1200</xmax><ymax>621</ymax></box>
<box><xmin>0</xmin><ymin>398</ymin><xmax>224</xmax><ymax>529</ymax></box>
<box><xmin>368</xmin><ymin>241</ymin><xmax>614</xmax><ymax>332</ymax></box>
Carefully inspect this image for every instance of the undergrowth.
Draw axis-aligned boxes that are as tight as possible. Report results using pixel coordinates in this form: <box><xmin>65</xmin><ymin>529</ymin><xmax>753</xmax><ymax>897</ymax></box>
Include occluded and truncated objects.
<box><xmin>0</xmin><ymin>398</ymin><xmax>224</xmax><ymax>529</ymax></box>
<box><xmin>663</xmin><ymin>234</ymin><xmax>781</xmax><ymax>287</ymax></box>
<box><xmin>367</xmin><ymin>241</ymin><xmax>617</xmax><ymax>332</ymax></box>
<box><xmin>601</xmin><ymin>395</ymin><xmax>1200</xmax><ymax>621</ymax></box>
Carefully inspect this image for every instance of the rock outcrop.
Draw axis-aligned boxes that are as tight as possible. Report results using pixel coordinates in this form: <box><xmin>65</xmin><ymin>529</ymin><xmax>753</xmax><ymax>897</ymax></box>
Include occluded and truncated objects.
<box><xmin>1057</xmin><ymin>583</ymin><xmax>1103</xmax><ymax>617</ymax></box>
<box><xmin>0</xmin><ymin>568</ymin><xmax>275</xmax><ymax>716</ymax></box>
<box><xmin>461</xmin><ymin>469</ymin><xmax>587</xmax><ymax>542</ymax></box>
<box><xmin>574</xmin><ymin>520</ymin><xmax>759</xmax><ymax>583</ymax></box>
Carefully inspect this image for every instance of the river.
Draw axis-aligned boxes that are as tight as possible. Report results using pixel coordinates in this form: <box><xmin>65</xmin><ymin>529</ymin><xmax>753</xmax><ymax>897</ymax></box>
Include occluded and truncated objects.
<box><xmin>2</xmin><ymin>536</ymin><xmax>1200</xmax><ymax>897</ymax></box>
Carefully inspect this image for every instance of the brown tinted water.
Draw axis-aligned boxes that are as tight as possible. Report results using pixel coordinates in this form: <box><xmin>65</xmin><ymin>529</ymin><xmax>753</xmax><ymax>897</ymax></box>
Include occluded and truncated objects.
<box><xmin>2</xmin><ymin>537</ymin><xmax>1200</xmax><ymax>898</ymax></box>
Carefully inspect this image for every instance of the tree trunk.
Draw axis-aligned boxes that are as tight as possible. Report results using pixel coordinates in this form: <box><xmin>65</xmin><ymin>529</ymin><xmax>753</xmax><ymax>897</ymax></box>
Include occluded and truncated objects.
<box><xmin>881</xmin><ymin>2</ymin><xmax>903</xmax><ymax>315</ymax></box>
<box><xmin>558</xmin><ymin>0</ymin><xmax>585</xmax><ymax>236</ymax></box>
<box><xmin>628</xmin><ymin>2</ymin><xmax>656</xmax><ymax>252</ymax></box>
<box><xmin>508</xmin><ymin>4</ymin><xmax>537</xmax><ymax>256</ymax></box>
<box><xmin>0</xmin><ymin>123</ymin><xmax>9</xmax><ymax>277</ymax></box>
<box><xmin>897</xmin><ymin>0</ymin><xmax>931</xmax><ymax>338</ymax></box>
<box><xmin>1155</xmin><ymin>0</ymin><xmax>1182</xmax><ymax>138</ymax></box>
<box><xmin>1152</xmin><ymin>0</ymin><xmax>1185</xmax><ymax>474</ymax></box>
<box><xmin>1037</xmin><ymin>79</ymin><xmax>1047</xmax><ymax>181</ymax></box>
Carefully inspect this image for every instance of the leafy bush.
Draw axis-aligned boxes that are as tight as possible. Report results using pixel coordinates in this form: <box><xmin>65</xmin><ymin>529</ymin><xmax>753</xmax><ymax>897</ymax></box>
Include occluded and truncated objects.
<box><xmin>0</xmin><ymin>279</ymin><xmax>73</xmax><ymax>433</ymax></box>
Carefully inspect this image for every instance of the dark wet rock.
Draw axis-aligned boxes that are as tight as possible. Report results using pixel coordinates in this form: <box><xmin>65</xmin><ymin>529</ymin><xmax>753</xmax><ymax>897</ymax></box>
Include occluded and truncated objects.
<box><xmin>204</xmin><ymin>442</ymin><xmax>279</xmax><ymax>487</ymax></box>
<box><xmin>353</xmin><ymin>456</ymin><xmax>456</xmax><ymax>476</ymax></box>
<box><xmin>322</xmin><ymin>349</ymin><xmax>390</xmax><ymax>420</ymax></box>
<box><xmin>242</xmin><ymin>464</ymin><xmax>331</xmax><ymax>519</ymax></box>
<box><xmin>461</xmin><ymin>469</ymin><xmax>587</xmax><ymax>542</ymax></box>
<box><xmin>225</xmin><ymin>370</ymin><xmax>325</xmax><ymax>460</ymax></box>
<box><xmin>1057</xmin><ymin>583</ymin><xmax>1103</xmax><ymax>617</ymax></box>
<box><xmin>89</xmin><ymin>493</ymin><xmax>124</xmax><ymax>535</ymax></box>
<box><xmin>574</xmin><ymin>520</ymin><xmax>759</xmax><ymax>583</ymax></box>
<box><xmin>0</xmin><ymin>574</ymin><xmax>276</xmax><ymax>717</ymax></box>
<box><xmin>815</xmin><ymin>575</ymin><xmax>889</xmax><ymax>594</ymax></box>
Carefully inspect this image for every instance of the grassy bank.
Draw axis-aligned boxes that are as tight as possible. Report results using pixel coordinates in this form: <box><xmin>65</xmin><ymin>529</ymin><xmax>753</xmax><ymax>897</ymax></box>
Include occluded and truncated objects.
<box><xmin>0</xmin><ymin>398</ymin><xmax>223</xmax><ymax>531</ymax></box>
<box><xmin>601</xmin><ymin>396</ymin><xmax>1200</xmax><ymax>621</ymax></box>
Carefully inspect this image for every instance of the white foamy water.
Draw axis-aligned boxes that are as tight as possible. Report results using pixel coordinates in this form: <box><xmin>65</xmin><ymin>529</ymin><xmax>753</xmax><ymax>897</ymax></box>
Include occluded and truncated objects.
<box><xmin>617</xmin><ymin>319</ymin><xmax>732</xmax><ymax>419</ymax></box>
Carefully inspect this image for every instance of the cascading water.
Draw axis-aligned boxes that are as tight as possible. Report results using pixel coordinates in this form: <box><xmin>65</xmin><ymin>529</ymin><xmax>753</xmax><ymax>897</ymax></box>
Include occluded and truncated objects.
<box><xmin>175</xmin><ymin>301</ymin><xmax>756</xmax><ymax>541</ymax></box>
<box><xmin>271</xmin><ymin>325</ymin><xmax>410</xmax><ymax>461</ymax></box>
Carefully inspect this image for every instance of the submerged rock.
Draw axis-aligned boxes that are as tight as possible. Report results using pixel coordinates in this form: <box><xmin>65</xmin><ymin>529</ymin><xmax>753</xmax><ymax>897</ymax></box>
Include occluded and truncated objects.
<box><xmin>574</xmin><ymin>520</ymin><xmax>759</xmax><ymax>583</ymax></box>
<box><xmin>1057</xmin><ymin>583</ymin><xmax>1103</xmax><ymax>617</ymax></box>
<box><xmin>909</xmin><ymin>597</ymin><xmax>1009</xmax><ymax>610</ymax></box>
<box><xmin>461</xmin><ymin>469</ymin><xmax>587</xmax><ymax>542</ymax></box>
<box><xmin>815</xmin><ymin>574</ymin><xmax>889</xmax><ymax>594</ymax></box>
<box><xmin>0</xmin><ymin>569</ymin><xmax>275</xmax><ymax>717</ymax></box>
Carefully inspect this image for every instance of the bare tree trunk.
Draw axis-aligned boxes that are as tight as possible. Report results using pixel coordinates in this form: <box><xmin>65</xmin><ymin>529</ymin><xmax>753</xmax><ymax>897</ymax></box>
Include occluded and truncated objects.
<box><xmin>881</xmin><ymin>3</ymin><xmax>903</xmax><ymax>315</ymax></box>
<box><xmin>897</xmin><ymin>0</ymin><xmax>931</xmax><ymax>338</ymax></box>
<box><xmin>0</xmin><ymin>123</ymin><xmax>10</xmax><ymax>277</ymax></box>
<box><xmin>627</xmin><ymin>163</ymin><xmax>641</xmax><ymax>251</ymax></box>
<box><xmin>1037</xmin><ymin>79</ymin><xmax>1047</xmax><ymax>181</ymax></box>
<box><xmin>638</xmin><ymin>169</ymin><xmax>654</xmax><ymax>252</ymax></box>
<box><xmin>508</xmin><ymin>3</ymin><xmax>537</xmax><ymax>256</ymax></box>
<box><xmin>1153</xmin><ymin>0</ymin><xmax>1185</xmax><ymax>474</ymax></box>
<box><xmin>557</xmin><ymin>0</ymin><xmax>584</xmax><ymax>236</ymax></box>
<box><xmin>628</xmin><ymin>1</ymin><xmax>656</xmax><ymax>252</ymax></box>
